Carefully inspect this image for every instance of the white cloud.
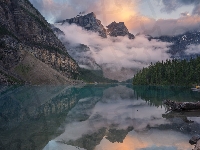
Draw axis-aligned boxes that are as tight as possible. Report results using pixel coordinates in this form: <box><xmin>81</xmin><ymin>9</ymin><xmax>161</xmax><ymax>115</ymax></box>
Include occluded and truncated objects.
<box><xmin>185</xmin><ymin>44</ymin><xmax>200</xmax><ymax>55</ymax></box>
<box><xmin>55</xmin><ymin>23</ymin><xmax>171</xmax><ymax>71</ymax></box>
<box><xmin>127</xmin><ymin>15</ymin><xmax>200</xmax><ymax>37</ymax></box>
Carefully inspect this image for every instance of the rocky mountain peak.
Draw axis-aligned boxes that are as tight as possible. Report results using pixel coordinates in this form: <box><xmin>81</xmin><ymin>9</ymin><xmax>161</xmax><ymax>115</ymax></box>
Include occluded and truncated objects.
<box><xmin>57</xmin><ymin>12</ymin><xmax>135</xmax><ymax>39</ymax></box>
<box><xmin>106</xmin><ymin>21</ymin><xmax>134</xmax><ymax>39</ymax></box>
<box><xmin>58</xmin><ymin>12</ymin><xmax>107</xmax><ymax>38</ymax></box>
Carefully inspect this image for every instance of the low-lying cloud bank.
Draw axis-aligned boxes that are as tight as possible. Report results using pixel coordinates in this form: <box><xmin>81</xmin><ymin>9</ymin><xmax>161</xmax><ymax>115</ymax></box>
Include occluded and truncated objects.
<box><xmin>55</xmin><ymin>23</ymin><xmax>171</xmax><ymax>77</ymax></box>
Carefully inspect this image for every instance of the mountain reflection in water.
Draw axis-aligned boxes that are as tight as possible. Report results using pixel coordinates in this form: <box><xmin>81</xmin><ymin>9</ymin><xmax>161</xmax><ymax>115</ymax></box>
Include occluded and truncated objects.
<box><xmin>0</xmin><ymin>85</ymin><xmax>200</xmax><ymax>150</ymax></box>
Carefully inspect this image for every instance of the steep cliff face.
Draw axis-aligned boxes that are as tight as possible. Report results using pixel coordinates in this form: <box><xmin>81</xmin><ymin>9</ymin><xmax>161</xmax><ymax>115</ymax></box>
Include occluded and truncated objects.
<box><xmin>57</xmin><ymin>12</ymin><xmax>107</xmax><ymax>38</ymax></box>
<box><xmin>0</xmin><ymin>0</ymin><xmax>79</xmax><ymax>84</ymax></box>
<box><xmin>107</xmin><ymin>22</ymin><xmax>135</xmax><ymax>39</ymax></box>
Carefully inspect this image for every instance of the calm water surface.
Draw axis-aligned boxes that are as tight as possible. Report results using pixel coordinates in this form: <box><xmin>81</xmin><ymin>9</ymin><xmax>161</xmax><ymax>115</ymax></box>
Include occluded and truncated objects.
<box><xmin>0</xmin><ymin>84</ymin><xmax>200</xmax><ymax>150</ymax></box>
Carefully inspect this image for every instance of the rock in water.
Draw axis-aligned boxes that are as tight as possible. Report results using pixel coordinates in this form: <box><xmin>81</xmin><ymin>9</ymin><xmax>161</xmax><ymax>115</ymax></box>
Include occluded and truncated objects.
<box><xmin>58</xmin><ymin>12</ymin><xmax>107</xmax><ymax>38</ymax></box>
<box><xmin>194</xmin><ymin>140</ymin><xmax>200</xmax><ymax>150</ymax></box>
<box><xmin>189</xmin><ymin>135</ymin><xmax>200</xmax><ymax>145</ymax></box>
<box><xmin>107</xmin><ymin>21</ymin><xmax>135</xmax><ymax>39</ymax></box>
<box><xmin>163</xmin><ymin>100</ymin><xmax>200</xmax><ymax>111</ymax></box>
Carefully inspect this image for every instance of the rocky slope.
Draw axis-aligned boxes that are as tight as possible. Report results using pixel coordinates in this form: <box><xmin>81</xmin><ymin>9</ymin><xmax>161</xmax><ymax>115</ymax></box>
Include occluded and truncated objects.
<box><xmin>0</xmin><ymin>0</ymin><xmax>79</xmax><ymax>85</ymax></box>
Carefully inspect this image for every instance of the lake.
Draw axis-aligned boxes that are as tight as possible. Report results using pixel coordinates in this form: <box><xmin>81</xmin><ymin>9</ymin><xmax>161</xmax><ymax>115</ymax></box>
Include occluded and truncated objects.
<box><xmin>0</xmin><ymin>84</ymin><xmax>200</xmax><ymax>150</ymax></box>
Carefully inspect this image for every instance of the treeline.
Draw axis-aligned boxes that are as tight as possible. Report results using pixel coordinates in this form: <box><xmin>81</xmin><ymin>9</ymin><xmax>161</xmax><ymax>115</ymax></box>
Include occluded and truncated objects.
<box><xmin>133</xmin><ymin>57</ymin><xmax>200</xmax><ymax>86</ymax></box>
<box><xmin>79</xmin><ymin>68</ymin><xmax>118</xmax><ymax>83</ymax></box>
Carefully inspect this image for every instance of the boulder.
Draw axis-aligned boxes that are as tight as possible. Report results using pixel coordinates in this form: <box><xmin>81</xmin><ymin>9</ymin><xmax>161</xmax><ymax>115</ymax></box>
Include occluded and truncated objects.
<box><xmin>189</xmin><ymin>135</ymin><xmax>200</xmax><ymax>145</ymax></box>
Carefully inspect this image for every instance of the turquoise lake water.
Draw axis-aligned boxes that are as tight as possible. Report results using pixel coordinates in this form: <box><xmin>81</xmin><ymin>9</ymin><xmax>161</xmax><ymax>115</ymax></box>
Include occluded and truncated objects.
<box><xmin>0</xmin><ymin>84</ymin><xmax>200</xmax><ymax>150</ymax></box>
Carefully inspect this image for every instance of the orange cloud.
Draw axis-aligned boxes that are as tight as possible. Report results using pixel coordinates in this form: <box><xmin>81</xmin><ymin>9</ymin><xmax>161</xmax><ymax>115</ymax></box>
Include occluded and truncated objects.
<box><xmin>90</xmin><ymin>0</ymin><xmax>138</xmax><ymax>26</ymax></box>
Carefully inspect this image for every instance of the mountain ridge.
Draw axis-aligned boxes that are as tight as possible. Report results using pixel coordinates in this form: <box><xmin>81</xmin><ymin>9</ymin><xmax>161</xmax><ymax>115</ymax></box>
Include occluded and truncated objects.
<box><xmin>0</xmin><ymin>0</ymin><xmax>79</xmax><ymax>85</ymax></box>
<box><xmin>56</xmin><ymin>12</ymin><xmax>134</xmax><ymax>39</ymax></box>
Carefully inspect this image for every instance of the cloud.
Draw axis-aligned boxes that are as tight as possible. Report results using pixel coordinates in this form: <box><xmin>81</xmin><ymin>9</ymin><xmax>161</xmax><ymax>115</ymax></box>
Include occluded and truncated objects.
<box><xmin>185</xmin><ymin>44</ymin><xmax>200</xmax><ymax>55</ymax></box>
<box><xmin>29</xmin><ymin>0</ymin><xmax>77</xmax><ymax>23</ymax></box>
<box><xmin>30</xmin><ymin>0</ymin><xmax>200</xmax><ymax>37</ymax></box>
<box><xmin>160</xmin><ymin>0</ymin><xmax>200</xmax><ymax>14</ymax></box>
<box><xmin>55</xmin><ymin>23</ymin><xmax>171</xmax><ymax>71</ymax></box>
<box><xmin>29</xmin><ymin>0</ymin><xmax>138</xmax><ymax>24</ymax></box>
<box><xmin>180</xmin><ymin>11</ymin><xmax>190</xmax><ymax>17</ymax></box>
<box><xmin>136</xmin><ymin>145</ymin><xmax>177</xmax><ymax>150</ymax></box>
<box><xmin>127</xmin><ymin>15</ymin><xmax>200</xmax><ymax>37</ymax></box>
<box><xmin>192</xmin><ymin>4</ymin><xmax>200</xmax><ymax>15</ymax></box>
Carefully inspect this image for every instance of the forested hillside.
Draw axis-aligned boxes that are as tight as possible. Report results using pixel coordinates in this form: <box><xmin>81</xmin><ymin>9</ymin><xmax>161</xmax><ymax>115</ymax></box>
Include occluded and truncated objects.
<box><xmin>133</xmin><ymin>56</ymin><xmax>200</xmax><ymax>86</ymax></box>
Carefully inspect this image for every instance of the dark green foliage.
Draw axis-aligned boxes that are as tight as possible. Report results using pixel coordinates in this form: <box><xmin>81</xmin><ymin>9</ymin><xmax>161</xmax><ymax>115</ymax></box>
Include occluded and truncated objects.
<box><xmin>20</xmin><ymin>6</ymin><xmax>45</xmax><ymax>27</ymax></box>
<box><xmin>15</xmin><ymin>64</ymin><xmax>31</xmax><ymax>75</ymax></box>
<box><xmin>133</xmin><ymin>56</ymin><xmax>200</xmax><ymax>86</ymax></box>
<box><xmin>0</xmin><ymin>70</ymin><xmax>23</xmax><ymax>84</ymax></box>
<box><xmin>0</xmin><ymin>26</ymin><xmax>9</xmax><ymax>35</ymax></box>
<box><xmin>132</xmin><ymin>85</ymin><xmax>200</xmax><ymax>107</ymax></box>
<box><xmin>0</xmin><ymin>25</ymin><xmax>19</xmax><ymax>40</ymax></box>
<box><xmin>20</xmin><ymin>6</ymin><xmax>51</xmax><ymax>31</ymax></box>
<box><xmin>79</xmin><ymin>68</ymin><xmax>118</xmax><ymax>83</ymax></box>
<box><xmin>0</xmin><ymin>41</ymin><xmax>6</xmax><ymax>48</ymax></box>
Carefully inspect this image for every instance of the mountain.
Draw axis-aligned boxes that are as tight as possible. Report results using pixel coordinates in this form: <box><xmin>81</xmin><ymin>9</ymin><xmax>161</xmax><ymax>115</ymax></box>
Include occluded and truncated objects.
<box><xmin>0</xmin><ymin>0</ymin><xmax>79</xmax><ymax>85</ymax></box>
<box><xmin>56</xmin><ymin>12</ymin><xmax>135</xmax><ymax>39</ymax></box>
<box><xmin>54</xmin><ymin>12</ymin><xmax>135</xmax><ymax>81</ymax></box>
<box><xmin>154</xmin><ymin>31</ymin><xmax>200</xmax><ymax>59</ymax></box>
<box><xmin>57</xmin><ymin>12</ymin><xmax>107</xmax><ymax>38</ymax></box>
<box><xmin>107</xmin><ymin>21</ymin><xmax>134</xmax><ymax>39</ymax></box>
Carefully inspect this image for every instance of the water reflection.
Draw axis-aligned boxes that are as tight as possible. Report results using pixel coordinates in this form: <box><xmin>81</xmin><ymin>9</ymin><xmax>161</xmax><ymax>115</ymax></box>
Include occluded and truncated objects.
<box><xmin>132</xmin><ymin>85</ymin><xmax>200</xmax><ymax>107</ymax></box>
<box><xmin>0</xmin><ymin>85</ymin><xmax>110</xmax><ymax>150</ymax></box>
<box><xmin>44</xmin><ymin>85</ymin><xmax>200</xmax><ymax>150</ymax></box>
<box><xmin>0</xmin><ymin>85</ymin><xmax>200</xmax><ymax>150</ymax></box>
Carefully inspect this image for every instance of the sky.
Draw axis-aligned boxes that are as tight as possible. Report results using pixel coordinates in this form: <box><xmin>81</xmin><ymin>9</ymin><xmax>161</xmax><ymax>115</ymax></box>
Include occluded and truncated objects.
<box><xmin>30</xmin><ymin>0</ymin><xmax>200</xmax><ymax>36</ymax></box>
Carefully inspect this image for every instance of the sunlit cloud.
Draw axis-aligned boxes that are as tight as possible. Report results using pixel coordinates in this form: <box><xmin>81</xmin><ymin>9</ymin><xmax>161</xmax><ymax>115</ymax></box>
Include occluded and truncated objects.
<box><xmin>30</xmin><ymin>0</ymin><xmax>200</xmax><ymax>37</ymax></box>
